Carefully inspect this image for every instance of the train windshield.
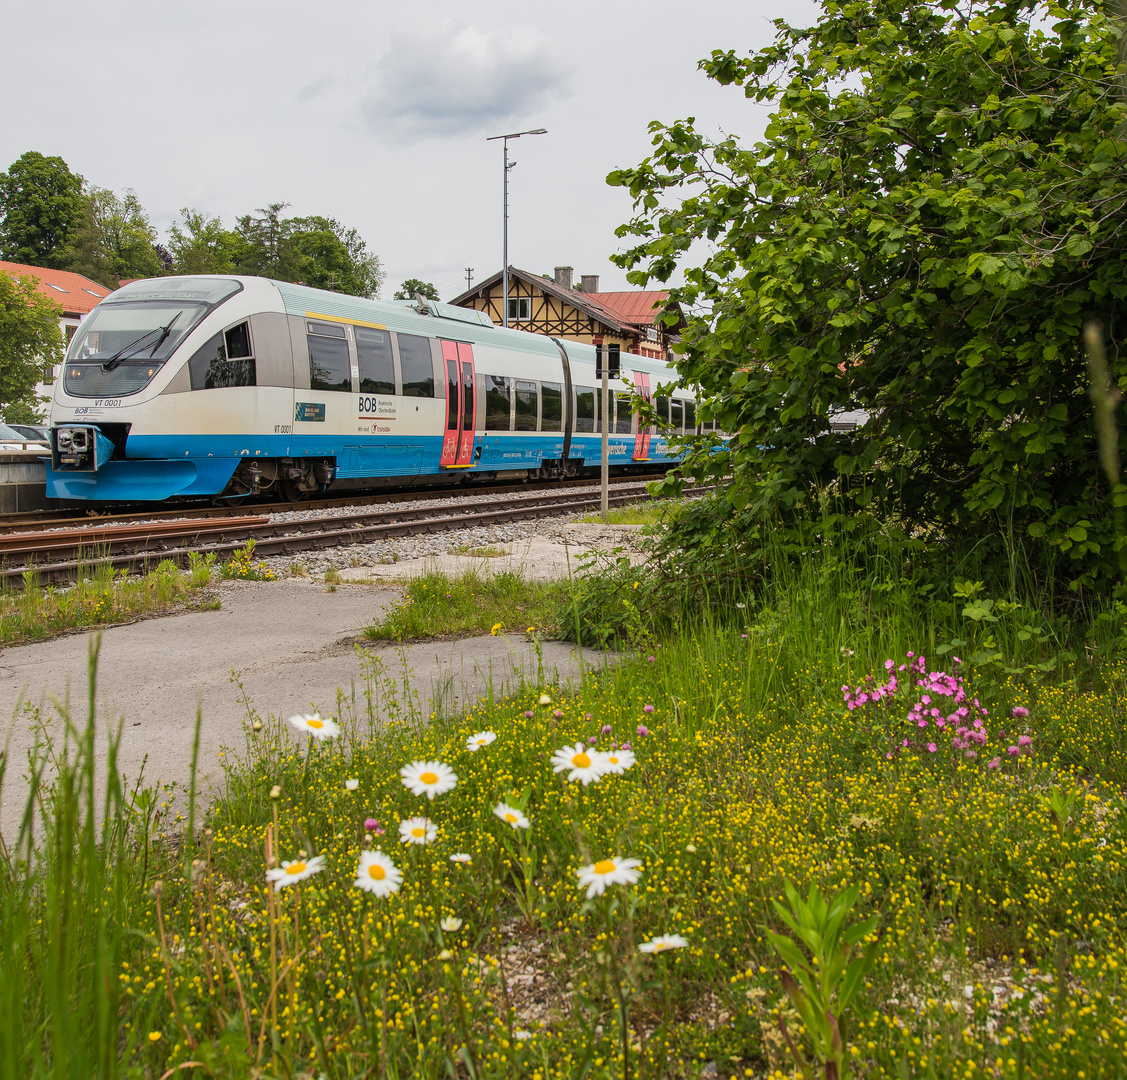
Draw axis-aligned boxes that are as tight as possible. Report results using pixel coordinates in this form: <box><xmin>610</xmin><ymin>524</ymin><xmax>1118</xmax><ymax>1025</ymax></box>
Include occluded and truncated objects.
<box><xmin>63</xmin><ymin>277</ymin><xmax>243</xmax><ymax>398</ymax></box>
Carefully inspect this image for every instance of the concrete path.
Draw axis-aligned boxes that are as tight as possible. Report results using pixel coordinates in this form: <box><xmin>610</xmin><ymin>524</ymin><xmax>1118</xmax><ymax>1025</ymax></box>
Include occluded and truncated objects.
<box><xmin>0</xmin><ymin>578</ymin><xmax>604</xmax><ymax>835</ymax></box>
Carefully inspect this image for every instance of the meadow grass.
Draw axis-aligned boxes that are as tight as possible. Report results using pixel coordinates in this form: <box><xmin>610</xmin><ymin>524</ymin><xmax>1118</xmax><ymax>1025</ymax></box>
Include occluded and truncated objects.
<box><xmin>0</xmin><ymin>551</ymin><xmax>218</xmax><ymax>646</ymax></box>
<box><xmin>4</xmin><ymin>545</ymin><xmax>1127</xmax><ymax>1078</ymax></box>
<box><xmin>577</xmin><ymin>499</ymin><xmax>686</xmax><ymax>527</ymax></box>
<box><xmin>362</xmin><ymin>565</ymin><xmax>566</xmax><ymax>642</ymax></box>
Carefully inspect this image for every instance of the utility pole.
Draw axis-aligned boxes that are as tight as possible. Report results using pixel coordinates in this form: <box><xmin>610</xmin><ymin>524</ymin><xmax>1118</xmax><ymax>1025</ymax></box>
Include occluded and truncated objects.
<box><xmin>486</xmin><ymin>128</ymin><xmax>547</xmax><ymax>328</ymax></box>
<box><xmin>465</xmin><ymin>267</ymin><xmax>474</xmax><ymax>291</ymax></box>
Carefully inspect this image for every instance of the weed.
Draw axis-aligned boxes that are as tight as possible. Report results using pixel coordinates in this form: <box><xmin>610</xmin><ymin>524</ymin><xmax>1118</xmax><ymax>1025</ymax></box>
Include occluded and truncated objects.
<box><xmin>219</xmin><ymin>540</ymin><xmax>278</xmax><ymax>581</ymax></box>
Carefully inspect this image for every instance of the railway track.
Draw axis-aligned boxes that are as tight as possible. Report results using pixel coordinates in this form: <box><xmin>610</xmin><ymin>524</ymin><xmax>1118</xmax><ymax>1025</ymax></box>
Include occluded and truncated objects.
<box><xmin>0</xmin><ymin>472</ymin><xmax>674</xmax><ymax>534</ymax></box>
<box><xmin>1</xmin><ymin>480</ymin><xmax>702</xmax><ymax>585</ymax></box>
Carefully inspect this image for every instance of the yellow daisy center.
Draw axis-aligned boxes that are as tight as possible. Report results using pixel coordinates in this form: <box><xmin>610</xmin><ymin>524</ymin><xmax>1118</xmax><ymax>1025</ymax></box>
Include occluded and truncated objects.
<box><xmin>307</xmin><ymin>719</ymin><xmax>323</xmax><ymax>729</ymax></box>
<box><xmin>477</xmin><ymin>738</ymin><xmax>487</xmax><ymax>745</ymax></box>
<box><xmin>653</xmin><ymin>942</ymin><xmax>667</xmax><ymax>952</ymax></box>
<box><xmin>607</xmin><ymin>756</ymin><xmax>619</xmax><ymax>765</ymax></box>
<box><xmin>572</xmin><ymin>753</ymin><xmax>591</xmax><ymax>768</ymax></box>
<box><xmin>593</xmin><ymin>859</ymin><xmax>616</xmax><ymax>875</ymax></box>
<box><xmin>412</xmin><ymin>827</ymin><xmax>426</xmax><ymax>838</ymax></box>
<box><xmin>368</xmin><ymin>864</ymin><xmax>387</xmax><ymax>881</ymax></box>
<box><xmin>420</xmin><ymin>771</ymin><xmax>439</xmax><ymax>785</ymax></box>
<box><xmin>505</xmin><ymin>812</ymin><xmax>518</xmax><ymax>823</ymax></box>
<box><xmin>288</xmin><ymin>861</ymin><xmax>307</xmax><ymax>874</ymax></box>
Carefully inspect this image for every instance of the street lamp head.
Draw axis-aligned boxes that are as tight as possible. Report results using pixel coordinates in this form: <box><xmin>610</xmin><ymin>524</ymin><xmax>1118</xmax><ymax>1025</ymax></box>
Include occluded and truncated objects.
<box><xmin>527</xmin><ymin>128</ymin><xmax>548</xmax><ymax>135</ymax></box>
<box><xmin>487</xmin><ymin>127</ymin><xmax>549</xmax><ymax>141</ymax></box>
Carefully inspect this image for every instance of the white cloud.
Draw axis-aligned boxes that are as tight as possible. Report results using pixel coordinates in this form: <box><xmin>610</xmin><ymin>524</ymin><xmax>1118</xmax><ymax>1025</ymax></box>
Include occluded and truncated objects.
<box><xmin>297</xmin><ymin>74</ymin><xmax>338</xmax><ymax>104</ymax></box>
<box><xmin>361</xmin><ymin>22</ymin><xmax>569</xmax><ymax>141</ymax></box>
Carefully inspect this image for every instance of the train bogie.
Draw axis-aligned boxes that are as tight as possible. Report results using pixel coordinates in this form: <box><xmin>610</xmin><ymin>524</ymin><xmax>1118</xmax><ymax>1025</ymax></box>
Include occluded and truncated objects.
<box><xmin>47</xmin><ymin>276</ymin><xmax>696</xmax><ymax>503</ymax></box>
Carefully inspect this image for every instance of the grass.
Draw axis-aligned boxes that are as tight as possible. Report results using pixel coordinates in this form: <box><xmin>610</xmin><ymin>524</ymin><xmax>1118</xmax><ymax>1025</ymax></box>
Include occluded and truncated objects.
<box><xmin>362</xmin><ymin>565</ymin><xmax>566</xmax><ymax>641</ymax></box>
<box><xmin>0</xmin><ymin>551</ymin><xmax>218</xmax><ymax>646</ymax></box>
<box><xmin>577</xmin><ymin>498</ymin><xmax>686</xmax><ymax>527</ymax></box>
<box><xmin>6</xmin><ymin>539</ymin><xmax>1127</xmax><ymax>1077</ymax></box>
<box><xmin>451</xmin><ymin>543</ymin><xmax>510</xmax><ymax>558</ymax></box>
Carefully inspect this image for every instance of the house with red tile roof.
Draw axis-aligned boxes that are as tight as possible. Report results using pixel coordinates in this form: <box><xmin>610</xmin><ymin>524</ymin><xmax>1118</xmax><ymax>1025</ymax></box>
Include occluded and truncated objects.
<box><xmin>449</xmin><ymin>266</ymin><xmax>684</xmax><ymax>361</ymax></box>
<box><xmin>0</xmin><ymin>261</ymin><xmax>114</xmax><ymax>403</ymax></box>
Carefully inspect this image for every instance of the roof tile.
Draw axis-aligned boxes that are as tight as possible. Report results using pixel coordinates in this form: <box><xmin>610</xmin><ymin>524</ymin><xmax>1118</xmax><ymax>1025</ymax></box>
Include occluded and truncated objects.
<box><xmin>0</xmin><ymin>260</ymin><xmax>113</xmax><ymax>316</ymax></box>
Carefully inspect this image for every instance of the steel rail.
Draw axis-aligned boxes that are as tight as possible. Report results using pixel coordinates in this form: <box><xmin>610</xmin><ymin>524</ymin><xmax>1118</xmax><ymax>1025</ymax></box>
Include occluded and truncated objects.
<box><xmin>0</xmin><ymin>472</ymin><xmax>674</xmax><ymax>534</ymax></box>
<box><xmin>2</xmin><ymin>483</ymin><xmax>702</xmax><ymax>585</ymax></box>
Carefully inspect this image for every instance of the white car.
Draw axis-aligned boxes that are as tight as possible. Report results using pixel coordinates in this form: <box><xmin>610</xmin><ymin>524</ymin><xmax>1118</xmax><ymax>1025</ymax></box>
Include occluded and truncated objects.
<box><xmin>0</xmin><ymin>422</ymin><xmax>41</xmax><ymax>450</ymax></box>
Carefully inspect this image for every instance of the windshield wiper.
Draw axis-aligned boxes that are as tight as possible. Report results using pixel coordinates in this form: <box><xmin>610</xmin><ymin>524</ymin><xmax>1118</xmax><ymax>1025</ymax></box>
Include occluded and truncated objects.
<box><xmin>101</xmin><ymin>311</ymin><xmax>183</xmax><ymax>371</ymax></box>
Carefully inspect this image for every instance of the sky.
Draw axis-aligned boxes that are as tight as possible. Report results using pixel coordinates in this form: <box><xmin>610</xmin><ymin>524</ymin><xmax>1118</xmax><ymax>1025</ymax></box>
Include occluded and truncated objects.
<box><xmin>4</xmin><ymin>0</ymin><xmax>820</xmax><ymax>301</ymax></box>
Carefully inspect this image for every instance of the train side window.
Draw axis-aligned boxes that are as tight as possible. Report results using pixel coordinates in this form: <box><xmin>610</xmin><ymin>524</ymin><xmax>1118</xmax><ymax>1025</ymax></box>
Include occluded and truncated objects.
<box><xmin>670</xmin><ymin>399</ymin><xmax>683</xmax><ymax>433</ymax></box>
<box><xmin>398</xmin><ymin>333</ymin><xmax>434</xmax><ymax>397</ymax></box>
<box><xmin>575</xmin><ymin>386</ymin><xmax>595</xmax><ymax>432</ymax></box>
<box><xmin>356</xmin><ymin>327</ymin><xmax>394</xmax><ymax>395</ymax></box>
<box><xmin>655</xmin><ymin>396</ymin><xmax>669</xmax><ymax>425</ymax></box>
<box><xmin>685</xmin><ymin>400</ymin><xmax>697</xmax><ymax>432</ymax></box>
<box><xmin>541</xmin><ymin>382</ymin><xmax>562</xmax><ymax>431</ymax></box>
<box><xmin>614</xmin><ymin>390</ymin><xmax>634</xmax><ymax>434</ymax></box>
<box><xmin>514</xmin><ymin>380</ymin><xmax>537</xmax><ymax>431</ymax></box>
<box><xmin>485</xmin><ymin>375</ymin><xmax>511</xmax><ymax>431</ymax></box>
<box><xmin>225</xmin><ymin>321</ymin><xmax>252</xmax><ymax>359</ymax></box>
<box><xmin>306</xmin><ymin>320</ymin><xmax>350</xmax><ymax>392</ymax></box>
<box><xmin>189</xmin><ymin>324</ymin><xmax>256</xmax><ymax>390</ymax></box>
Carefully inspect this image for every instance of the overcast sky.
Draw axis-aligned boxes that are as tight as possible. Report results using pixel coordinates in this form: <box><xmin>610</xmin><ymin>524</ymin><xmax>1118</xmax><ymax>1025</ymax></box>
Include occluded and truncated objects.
<box><xmin>5</xmin><ymin>0</ymin><xmax>820</xmax><ymax>300</ymax></box>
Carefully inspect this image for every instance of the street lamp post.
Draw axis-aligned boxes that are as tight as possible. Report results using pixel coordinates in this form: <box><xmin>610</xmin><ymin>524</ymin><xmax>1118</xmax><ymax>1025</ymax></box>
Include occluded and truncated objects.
<box><xmin>486</xmin><ymin>128</ymin><xmax>547</xmax><ymax>328</ymax></box>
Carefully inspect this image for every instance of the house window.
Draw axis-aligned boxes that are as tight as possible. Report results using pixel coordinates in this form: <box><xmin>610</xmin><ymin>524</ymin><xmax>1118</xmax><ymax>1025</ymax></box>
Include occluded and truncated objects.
<box><xmin>645</xmin><ymin>326</ymin><xmax>658</xmax><ymax>342</ymax></box>
<box><xmin>507</xmin><ymin>296</ymin><xmax>531</xmax><ymax>321</ymax></box>
<box><xmin>42</xmin><ymin>364</ymin><xmax>56</xmax><ymax>384</ymax></box>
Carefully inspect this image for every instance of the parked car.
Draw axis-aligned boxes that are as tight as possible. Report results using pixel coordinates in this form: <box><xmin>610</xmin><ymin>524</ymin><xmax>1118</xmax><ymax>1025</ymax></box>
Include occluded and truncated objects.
<box><xmin>7</xmin><ymin>423</ymin><xmax>49</xmax><ymax>444</ymax></box>
<box><xmin>0</xmin><ymin>422</ymin><xmax>44</xmax><ymax>450</ymax></box>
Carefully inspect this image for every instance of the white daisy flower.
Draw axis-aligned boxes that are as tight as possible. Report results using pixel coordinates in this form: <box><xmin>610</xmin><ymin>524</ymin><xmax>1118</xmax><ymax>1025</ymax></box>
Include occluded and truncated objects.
<box><xmin>353</xmin><ymin>850</ymin><xmax>402</xmax><ymax>898</ymax></box>
<box><xmin>344</xmin><ymin>778</ymin><xmax>359</xmax><ymax>791</ymax></box>
<box><xmin>493</xmin><ymin>802</ymin><xmax>531</xmax><ymax>829</ymax></box>
<box><xmin>550</xmin><ymin>742</ymin><xmax>606</xmax><ymax>785</ymax></box>
<box><xmin>450</xmin><ymin>853</ymin><xmax>472</xmax><ymax>864</ymax></box>
<box><xmin>638</xmin><ymin>934</ymin><xmax>689</xmax><ymax>954</ymax></box>
<box><xmin>398</xmin><ymin>816</ymin><xmax>438</xmax><ymax>845</ymax></box>
<box><xmin>400</xmin><ymin>760</ymin><xmax>458</xmax><ymax>799</ymax></box>
<box><xmin>597</xmin><ymin>748</ymin><xmax>636</xmax><ymax>775</ymax></box>
<box><xmin>266</xmin><ymin>855</ymin><xmax>326</xmax><ymax>892</ymax></box>
<box><xmin>285</xmin><ymin>713</ymin><xmax>340</xmax><ymax>741</ymax></box>
<box><xmin>575</xmin><ymin>856</ymin><xmax>643</xmax><ymax>899</ymax></box>
<box><xmin>441</xmin><ymin>916</ymin><xmax>463</xmax><ymax>932</ymax></box>
<box><xmin>466</xmin><ymin>731</ymin><xmax>498</xmax><ymax>752</ymax></box>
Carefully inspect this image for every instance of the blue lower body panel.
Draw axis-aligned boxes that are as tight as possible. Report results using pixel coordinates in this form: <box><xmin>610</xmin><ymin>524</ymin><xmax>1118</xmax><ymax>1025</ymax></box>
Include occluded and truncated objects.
<box><xmin>45</xmin><ymin>457</ymin><xmax>240</xmax><ymax>501</ymax></box>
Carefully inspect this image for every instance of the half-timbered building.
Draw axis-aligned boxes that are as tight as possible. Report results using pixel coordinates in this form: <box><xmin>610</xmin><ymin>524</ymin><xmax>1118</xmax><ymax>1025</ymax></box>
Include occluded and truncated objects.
<box><xmin>448</xmin><ymin>266</ymin><xmax>684</xmax><ymax>360</ymax></box>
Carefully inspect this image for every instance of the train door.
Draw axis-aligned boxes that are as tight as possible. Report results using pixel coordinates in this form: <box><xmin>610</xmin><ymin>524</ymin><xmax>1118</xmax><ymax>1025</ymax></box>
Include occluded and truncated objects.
<box><xmin>632</xmin><ymin>371</ymin><xmax>652</xmax><ymax>460</ymax></box>
<box><xmin>440</xmin><ymin>339</ymin><xmax>477</xmax><ymax>468</ymax></box>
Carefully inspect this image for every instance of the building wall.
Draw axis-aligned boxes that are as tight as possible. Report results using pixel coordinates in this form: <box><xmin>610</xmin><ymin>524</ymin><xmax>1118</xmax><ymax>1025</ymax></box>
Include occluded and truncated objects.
<box><xmin>459</xmin><ymin>278</ymin><xmax>644</xmax><ymax>358</ymax></box>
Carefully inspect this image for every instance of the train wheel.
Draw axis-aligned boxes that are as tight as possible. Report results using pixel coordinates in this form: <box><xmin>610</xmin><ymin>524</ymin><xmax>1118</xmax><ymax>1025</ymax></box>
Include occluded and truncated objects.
<box><xmin>281</xmin><ymin>476</ymin><xmax>306</xmax><ymax>503</ymax></box>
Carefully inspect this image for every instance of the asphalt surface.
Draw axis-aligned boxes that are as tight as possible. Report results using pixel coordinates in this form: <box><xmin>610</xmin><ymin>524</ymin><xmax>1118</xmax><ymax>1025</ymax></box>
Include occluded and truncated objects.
<box><xmin>0</xmin><ymin>577</ymin><xmax>602</xmax><ymax>836</ymax></box>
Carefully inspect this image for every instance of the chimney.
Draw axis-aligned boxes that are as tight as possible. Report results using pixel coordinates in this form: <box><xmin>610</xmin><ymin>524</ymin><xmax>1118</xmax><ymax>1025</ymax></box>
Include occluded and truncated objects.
<box><xmin>554</xmin><ymin>266</ymin><xmax>574</xmax><ymax>290</ymax></box>
<box><xmin>580</xmin><ymin>274</ymin><xmax>600</xmax><ymax>294</ymax></box>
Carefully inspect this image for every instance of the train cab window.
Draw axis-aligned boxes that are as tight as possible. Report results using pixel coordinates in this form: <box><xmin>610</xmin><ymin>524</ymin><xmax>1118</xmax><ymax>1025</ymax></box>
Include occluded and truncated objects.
<box><xmin>685</xmin><ymin>400</ymin><xmax>697</xmax><ymax>433</ymax></box>
<box><xmin>356</xmin><ymin>327</ymin><xmax>394</xmax><ymax>394</ymax></box>
<box><xmin>398</xmin><ymin>334</ymin><xmax>435</xmax><ymax>397</ymax></box>
<box><xmin>307</xmin><ymin>320</ymin><xmax>351</xmax><ymax>393</ymax></box>
<box><xmin>485</xmin><ymin>375</ymin><xmax>511</xmax><ymax>430</ymax></box>
<box><xmin>655</xmin><ymin>396</ymin><xmax>669</xmax><ymax>425</ymax></box>
<box><xmin>670</xmin><ymin>399</ymin><xmax>683</xmax><ymax>433</ymax></box>
<box><xmin>575</xmin><ymin>386</ymin><xmax>596</xmax><ymax>432</ymax></box>
<box><xmin>189</xmin><ymin>322</ymin><xmax>257</xmax><ymax>390</ymax></box>
<box><xmin>514</xmin><ymin>380</ymin><xmax>537</xmax><ymax>431</ymax></box>
<box><xmin>614</xmin><ymin>390</ymin><xmax>634</xmax><ymax>434</ymax></box>
<box><xmin>541</xmin><ymin>382</ymin><xmax>562</xmax><ymax>431</ymax></box>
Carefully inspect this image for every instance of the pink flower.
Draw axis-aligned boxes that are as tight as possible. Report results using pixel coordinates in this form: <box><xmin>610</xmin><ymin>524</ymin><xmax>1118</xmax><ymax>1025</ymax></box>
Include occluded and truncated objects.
<box><xmin>927</xmin><ymin>743</ymin><xmax>937</xmax><ymax>753</ymax></box>
<box><xmin>621</xmin><ymin>742</ymin><xmax>631</xmax><ymax>751</ymax></box>
<box><xmin>647</xmin><ymin>655</ymin><xmax>655</xmax><ymax>663</ymax></box>
<box><xmin>1007</xmin><ymin>746</ymin><xmax>1019</xmax><ymax>755</ymax></box>
<box><xmin>602</xmin><ymin>724</ymin><xmax>612</xmax><ymax>734</ymax></box>
<box><xmin>553</xmin><ymin>709</ymin><xmax>564</xmax><ymax>719</ymax></box>
<box><xmin>1018</xmin><ymin>735</ymin><xmax>1032</xmax><ymax>747</ymax></box>
<box><xmin>636</xmin><ymin>725</ymin><xmax>650</xmax><ymax>737</ymax></box>
<box><xmin>365</xmin><ymin>818</ymin><xmax>384</xmax><ymax>835</ymax></box>
<box><xmin>1012</xmin><ymin>706</ymin><xmax>1029</xmax><ymax>718</ymax></box>
<box><xmin>966</xmin><ymin>750</ymin><xmax>978</xmax><ymax>759</ymax></box>
<box><xmin>524</xmin><ymin>710</ymin><xmax>534</xmax><ymax>718</ymax></box>
<box><xmin>987</xmin><ymin>757</ymin><xmax>1001</xmax><ymax>769</ymax></box>
<box><xmin>643</xmin><ymin>704</ymin><xmax>655</xmax><ymax>714</ymax></box>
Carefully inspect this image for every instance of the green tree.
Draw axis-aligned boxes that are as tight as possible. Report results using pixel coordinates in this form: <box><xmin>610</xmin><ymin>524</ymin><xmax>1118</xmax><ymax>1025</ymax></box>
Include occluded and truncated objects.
<box><xmin>64</xmin><ymin>187</ymin><xmax>164</xmax><ymax>287</ymax></box>
<box><xmin>394</xmin><ymin>278</ymin><xmax>440</xmax><ymax>301</ymax></box>
<box><xmin>167</xmin><ymin>208</ymin><xmax>237</xmax><ymax>275</ymax></box>
<box><xmin>232</xmin><ymin>204</ymin><xmax>384</xmax><ymax>298</ymax></box>
<box><xmin>610</xmin><ymin>0</ymin><xmax>1127</xmax><ymax>593</ymax></box>
<box><xmin>0</xmin><ymin>273</ymin><xmax>63</xmax><ymax>420</ymax></box>
<box><xmin>0</xmin><ymin>152</ymin><xmax>84</xmax><ymax>268</ymax></box>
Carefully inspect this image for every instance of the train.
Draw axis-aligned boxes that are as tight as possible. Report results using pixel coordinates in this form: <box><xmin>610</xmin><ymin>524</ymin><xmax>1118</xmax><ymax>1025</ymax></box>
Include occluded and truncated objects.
<box><xmin>46</xmin><ymin>275</ymin><xmax>705</xmax><ymax>503</ymax></box>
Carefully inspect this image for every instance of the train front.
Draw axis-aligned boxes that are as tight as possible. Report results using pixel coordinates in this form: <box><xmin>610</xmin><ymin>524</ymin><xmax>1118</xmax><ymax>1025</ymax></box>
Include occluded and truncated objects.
<box><xmin>47</xmin><ymin>276</ymin><xmax>260</xmax><ymax>502</ymax></box>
